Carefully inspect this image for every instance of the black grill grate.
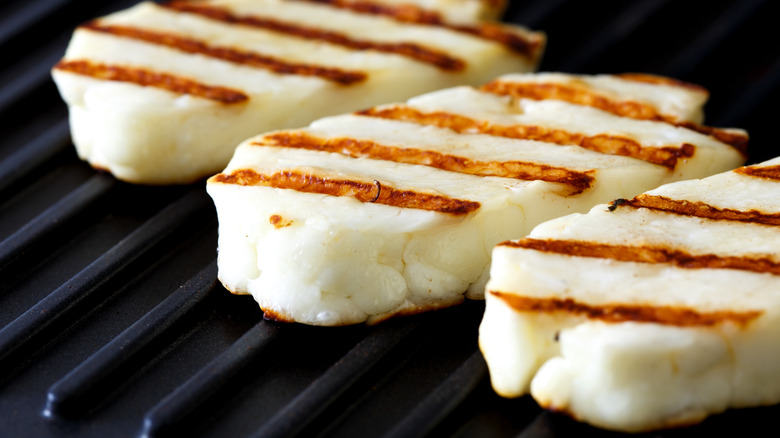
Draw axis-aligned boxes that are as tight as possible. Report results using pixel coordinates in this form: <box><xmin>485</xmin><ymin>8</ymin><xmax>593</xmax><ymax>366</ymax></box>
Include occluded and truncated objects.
<box><xmin>1</xmin><ymin>1</ymin><xmax>779</xmax><ymax>437</ymax></box>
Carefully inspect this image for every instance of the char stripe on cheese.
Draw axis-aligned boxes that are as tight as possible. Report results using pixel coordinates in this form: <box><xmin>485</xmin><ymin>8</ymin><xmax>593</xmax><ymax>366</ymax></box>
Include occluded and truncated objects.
<box><xmin>612</xmin><ymin>194</ymin><xmax>780</xmax><ymax>226</ymax></box>
<box><xmin>616</xmin><ymin>73</ymin><xmax>709</xmax><ymax>93</ymax></box>
<box><xmin>489</xmin><ymin>292</ymin><xmax>763</xmax><ymax>327</ymax></box>
<box><xmin>162</xmin><ymin>1</ymin><xmax>466</xmax><ymax>71</ymax></box>
<box><xmin>254</xmin><ymin>131</ymin><xmax>596</xmax><ymax>192</ymax></box>
<box><xmin>294</xmin><ymin>0</ymin><xmax>543</xmax><ymax>58</ymax></box>
<box><xmin>53</xmin><ymin>60</ymin><xmax>248</xmax><ymax>103</ymax></box>
<box><xmin>358</xmin><ymin>105</ymin><xmax>693</xmax><ymax>168</ymax></box>
<box><xmin>80</xmin><ymin>22</ymin><xmax>367</xmax><ymax>85</ymax></box>
<box><xmin>481</xmin><ymin>79</ymin><xmax>749</xmax><ymax>155</ymax></box>
<box><xmin>735</xmin><ymin>164</ymin><xmax>780</xmax><ymax>181</ymax></box>
<box><xmin>212</xmin><ymin>168</ymin><xmax>481</xmax><ymax>214</ymax></box>
<box><xmin>502</xmin><ymin>238</ymin><xmax>780</xmax><ymax>276</ymax></box>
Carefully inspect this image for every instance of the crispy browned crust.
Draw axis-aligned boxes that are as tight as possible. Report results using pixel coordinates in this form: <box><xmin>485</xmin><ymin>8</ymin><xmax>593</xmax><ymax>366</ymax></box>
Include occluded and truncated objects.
<box><xmin>366</xmin><ymin>296</ymin><xmax>466</xmax><ymax>325</ymax></box>
<box><xmin>254</xmin><ymin>131</ymin><xmax>595</xmax><ymax>193</ymax></box>
<box><xmin>81</xmin><ymin>22</ymin><xmax>367</xmax><ymax>85</ymax></box>
<box><xmin>269</xmin><ymin>214</ymin><xmax>293</xmax><ymax>228</ymax></box>
<box><xmin>614</xmin><ymin>194</ymin><xmax>780</xmax><ymax>226</ymax></box>
<box><xmin>480</xmin><ymin>79</ymin><xmax>749</xmax><ymax>156</ymax></box>
<box><xmin>502</xmin><ymin>238</ymin><xmax>780</xmax><ymax>276</ymax></box>
<box><xmin>359</xmin><ymin>105</ymin><xmax>693</xmax><ymax>168</ymax></box>
<box><xmin>211</xmin><ymin>168</ymin><xmax>481</xmax><ymax>214</ymax></box>
<box><xmin>292</xmin><ymin>0</ymin><xmax>544</xmax><ymax>59</ymax></box>
<box><xmin>53</xmin><ymin>59</ymin><xmax>249</xmax><ymax>103</ymax></box>
<box><xmin>735</xmin><ymin>164</ymin><xmax>780</xmax><ymax>181</ymax></box>
<box><xmin>162</xmin><ymin>2</ymin><xmax>466</xmax><ymax>71</ymax></box>
<box><xmin>490</xmin><ymin>292</ymin><xmax>762</xmax><ymax>327</ymax></box>
<box><xmin>617</xmin><ymin>72</ymin><xmax>709</xmax><ymax>93</ymax></box>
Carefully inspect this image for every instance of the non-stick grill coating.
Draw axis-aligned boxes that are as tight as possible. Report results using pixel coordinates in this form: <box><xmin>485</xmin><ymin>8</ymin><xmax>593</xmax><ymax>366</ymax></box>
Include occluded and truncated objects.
<box><xmin>1</xmin><ymin>1</ymin><xmax>779</xmax><ymax>437</ymax></box>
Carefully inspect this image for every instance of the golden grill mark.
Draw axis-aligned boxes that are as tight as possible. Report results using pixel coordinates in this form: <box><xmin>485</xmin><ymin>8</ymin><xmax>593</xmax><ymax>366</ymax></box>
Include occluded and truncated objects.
<box><xmin>53</xmin><ymin>60</ymin><xmax>248</xmax><ymax>103</ymax></box>
<box><xmin>611</xmin><ymin>194</ymin><xmax>780</xmax><ymax>226</ymax></box>
<box><xmin>359</xmin><ymin>106</ymin><xmax>693</xmax><ymax>168</ymax></box>
<box><xmin>502</xmin><ymin>238</ymin><xmax>780</xmax><ymax>276</ymax></box>
<box><xmin>735</xmin><ymin>164</ymin><xmax>780</xmax><ymax>181</ymax></box>
<box><xmin>211</xmin><ymin>169</ymin><xmax>480</xmax><ymax>214</ymax></box>
<box><xmin>254</xmin><ymin>131</ymin><xmax>595</xmax><ymax>193</ymax></box>
<box><xmin>81</xmin><ymin>22</ymin><xmax>366</xmax><ymax>85</ymax></box>
<box><xmin>163</xmin><ymin>2</ymin><xmax>465</xmax><ymax>71</ymax></box>
<box><xmin>293</xmin><ymin>0</ymin><xmax>544</xmax><ymax>59</ymax></box>
<box><xmin>490</xmin><ymin>292</ymin><xmax>762</xmax><ymax>327</ymax></box>
<box><xmin>617</xmin><ymin>73</ymin><xmax>709</xmax><ymax>93</ymax></box>
<box><xmin>480</xmin><ymin>80</ymin><xmax>749</xmax><ymax>156</ymax></box>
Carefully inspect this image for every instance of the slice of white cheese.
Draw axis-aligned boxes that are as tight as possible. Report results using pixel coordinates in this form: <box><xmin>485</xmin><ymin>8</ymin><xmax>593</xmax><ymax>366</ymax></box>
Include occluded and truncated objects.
<box><xmin>51</xmin><ymin>0</ymin><xmax>544</xmax><ymax>184</ymax></box>
<box><xmin>207</xmin><ymin>73</ymin><xmax>745</xmax><ymax>326</ymax></box>
<box><xmin>480</xmin><ymin>157</ymin><xmax>780</xmax><ymax>432</ymax></box>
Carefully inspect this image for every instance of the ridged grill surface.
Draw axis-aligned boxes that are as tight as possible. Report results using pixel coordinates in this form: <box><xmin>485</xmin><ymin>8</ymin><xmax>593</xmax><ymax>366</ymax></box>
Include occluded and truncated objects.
<box><xmin>1</xmin><ymin>1</ymin><xmax>779</xmax><ymax>437</ymax></box>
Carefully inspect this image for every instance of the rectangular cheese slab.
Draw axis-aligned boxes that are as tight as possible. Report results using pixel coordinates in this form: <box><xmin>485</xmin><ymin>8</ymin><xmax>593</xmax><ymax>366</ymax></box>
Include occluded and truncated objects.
<box><xmin>51</xmin><ymin>0</ymin><xmax>543</xmax><ymax>184</ymax></box>
<box><xmin>480</xmin><ymin>157</ymin><xmax>780</xmax><ymax>433</ymax></box>
<box><xmin>207</xmin><ymin>72</ymin><xmax>746</xmax><ymax>326</ymax></box>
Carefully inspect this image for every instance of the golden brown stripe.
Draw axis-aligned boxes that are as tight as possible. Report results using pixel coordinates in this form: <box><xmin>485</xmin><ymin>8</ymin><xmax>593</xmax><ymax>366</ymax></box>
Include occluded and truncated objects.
<box><xmin>211</xmin><ymin>168</ymin><xmax>480</xmax><ymax>214</ymax></box>
<box><xmin>163</xmin><ymin>1</ymin><xmax>465</xmax><ymax>71</ymax></box>
<box><xmin>735</xmin><ymin>164</ymin><xmax>780</xmax><ymax>181</ymax></box>
<box><xmin>359</xmin><ymin>106</ymin><xmax>693</xmax><ymax>168</ymax></box>
<box><xmin>294</xmin><ymin>0</ymin><xmax>544</xmax><ymax>59</ymax></box>
<box><xmin>617</xmin><ymin>73</ymin><xmax>709</xmax><ymax>93</ymax></box>
<box><xmin>53</xmin><ymin>60</ymin><xmax>248</xmax><ymax>104</ymax></box>
<box><xmin>254</xmin><ymin>131</ymin><xmax>595</xmax><ymax>194</ymax></box>
<box><xmin>490</xmin><ymin>292</ymin><xmax>762</xmax><ymax>327</ymax></box>
<box><xmin>502</xmin><ymin>238</ymin><xmax>780</xmax><ymax>276</ymax></box>
<box><xmin>81</xmin><ymin>22</ymin><xmax>366</xmax><ymax>85</ymax></box>
<box><xmin>612</xmin><ymin>194</ymin><xmax>780</xmax><ymax>226</ymax></box>
<box><xmin>481</xmin><ymin>79</ymin><xmax>749</xmax><ymax>156</ymax></box>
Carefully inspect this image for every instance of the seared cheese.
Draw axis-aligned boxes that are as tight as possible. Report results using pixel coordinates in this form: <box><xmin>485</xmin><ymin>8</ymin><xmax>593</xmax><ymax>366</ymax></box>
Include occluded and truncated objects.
<box><xmin>480</xmin><ymin>157</ymin><xmax>780</xmax><ymax>433</ymax></box>
<box><xmin>51</xmin><ymin>0</ymin><xmax>543</xmax><ymax>184</ymax></box>
<box><xmin>207</xmin><ymin>73</ymin><xmax>745</xmax><ymax>326</ymax></box>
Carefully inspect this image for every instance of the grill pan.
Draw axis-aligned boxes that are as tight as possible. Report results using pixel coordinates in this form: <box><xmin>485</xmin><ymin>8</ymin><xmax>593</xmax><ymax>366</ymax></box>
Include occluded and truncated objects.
<box><xmin>1</xmin><ymin>1</ymin><xmax>780</xmax><ymax>437</ymax></box>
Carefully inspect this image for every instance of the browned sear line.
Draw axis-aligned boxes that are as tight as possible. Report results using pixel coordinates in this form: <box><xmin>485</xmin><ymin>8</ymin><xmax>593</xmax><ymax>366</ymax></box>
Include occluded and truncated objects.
<box><xmin>735</xmin><ymin>164</ymin><xmax>780</xmax><ymax>181</ymax></box>
<box><xmin>480</xmin><ymin>79</ymin><xmax>749</xmax><ymax>156</ymax></box>
<box><xmin>617</xmin><ymin>73</ymin><xmax>709</xmax><ymax>93</ymax></box>
<box><xmin>211</xmin><ymin>168</ymin><xmax>481</xmax><ymax>214</ymax></box>
<box><xmin>293</xmin><ymin>0</ymin><xmax>544</xmax><ymax>59</ymax></box>
<box><xmin>81</xmin><ymin>22</ymin><xmax>366</xmax><ymax>85</ymax></box>
<box><xmin>255</xmin><ymin>131</ymin><xmax>595</xmax><ymax>193</ymax></box>
<box><xmin>163</xmin><ymin>1</ymin><xmax>466</xmax><ymax>71</ymax></box>
<box><xmin>359</xmin><ymin>106</ymin><xmax>694</xmax><ymax>168</ymax></box>
<box><xmin>502</xmin><ymin>238</ymin><xmax>780</xmax><ymax>276</ymax></box>
<box><xmin>490</xmin><ymin>292</ymin><xmax>762</xmax><ymax>327</ymax></box>
<box><xmin>53</xmin><ymin>59</ymin><xmax>248</xmax><ymax>103</ymax></box>
<box><xmin>614</xmin><ymin>194</ymin><xmax>780</xmax><ymax>226</ymax></box>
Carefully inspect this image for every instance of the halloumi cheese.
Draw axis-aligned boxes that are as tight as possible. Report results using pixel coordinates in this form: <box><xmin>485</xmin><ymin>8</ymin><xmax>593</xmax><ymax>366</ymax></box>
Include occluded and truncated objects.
<box><xmin>51</xmin><ymin>0</ymin><xmax>543</xmax><ymax>184</ymax></box>
<box><xmin>206</xmin><ymin>72</ymin><xmax>746</xmax><ymax>326</ymax></box>
<box><xmin>480</xmin><ymin>157</ymin><xmax>780</xmax><ymax>433</ymax></box>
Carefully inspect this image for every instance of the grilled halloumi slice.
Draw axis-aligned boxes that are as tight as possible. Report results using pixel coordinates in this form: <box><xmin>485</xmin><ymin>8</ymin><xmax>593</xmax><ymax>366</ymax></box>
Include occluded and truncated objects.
<box><xmin>480</xmin><ymin>157</ymin><xmax>780</xmax><ymax>433</ymax></box>
<box><xmin>206</xmin><ymin>73</ymin><xmax>746</xmax><ymax>326</ymax></box>
<box><xmin>50</xmin><ymin>0</ymin><xmax>543</xmax><ymax>184</ymax></box>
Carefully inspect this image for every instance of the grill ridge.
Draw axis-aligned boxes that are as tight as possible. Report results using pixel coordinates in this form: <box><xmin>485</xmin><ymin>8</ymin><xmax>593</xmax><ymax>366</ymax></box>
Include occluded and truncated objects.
<box><xmin>0</xmin><ymin>188</ymin><xmax>210</xmax><ymax>376</ymax></box>
<box><xmin>44</xmin><ymin>261</ymin><xmax>220</xmax><ymax>419</ymax></box>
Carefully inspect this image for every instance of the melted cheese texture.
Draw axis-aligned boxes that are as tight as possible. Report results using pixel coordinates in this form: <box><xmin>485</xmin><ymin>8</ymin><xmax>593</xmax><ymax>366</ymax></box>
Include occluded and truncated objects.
<box><xmin>207</xmin><ymin>75</ymin><xmax>744</xmax><ymax>326</ymax></box>
<box><xmin>480</xmin><ymin>157</ymin><xmax>780</xmax><ymax>433</ymax></box>
<box><xmin>51</xmin><ymin>0</ymin><xmax>542</xmax><ymax>184</ymax></box>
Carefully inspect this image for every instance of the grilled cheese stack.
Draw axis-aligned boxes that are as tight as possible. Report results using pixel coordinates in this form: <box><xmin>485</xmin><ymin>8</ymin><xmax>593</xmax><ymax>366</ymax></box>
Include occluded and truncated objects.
<box><xmin>480</xmin><ymin>158</ymin><xmax>780</xmax><ymax>432</ymax></box>
<box><xmin>207</xmin><ymin>72</ymin><xmax>746</xmax><ymax>326</ymax></box>
<box><xmin>51</xmin><ymin>0</ymin><xmax>542</xmax><ymax>184</ymax></box>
